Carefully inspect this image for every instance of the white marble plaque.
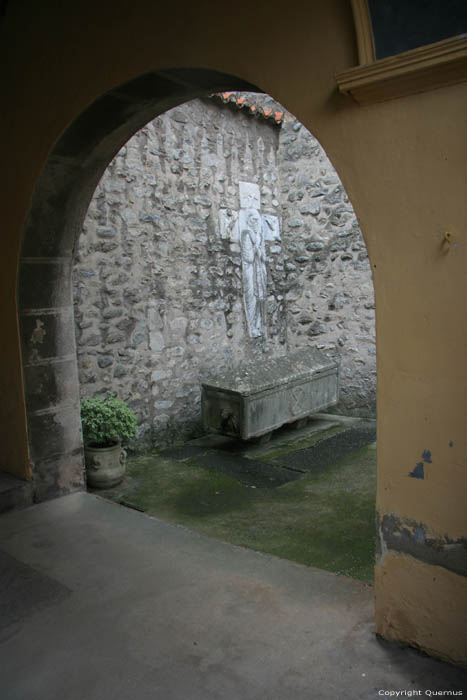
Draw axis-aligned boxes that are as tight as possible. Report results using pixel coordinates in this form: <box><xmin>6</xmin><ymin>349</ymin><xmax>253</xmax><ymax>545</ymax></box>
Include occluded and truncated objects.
<box><xmin>219</xmin><ymin>209</ymin><xmax>239</xmax><ymax>241</ymax></box>
<box><xmin>262</xmin><ymin>213</ymin><xmax>281</xmax><ymax>241</ymax></box>
<box><xmin>239</xmin><ymin>181</ymin><xmax>260</xmax><ymax>210</ymax></box>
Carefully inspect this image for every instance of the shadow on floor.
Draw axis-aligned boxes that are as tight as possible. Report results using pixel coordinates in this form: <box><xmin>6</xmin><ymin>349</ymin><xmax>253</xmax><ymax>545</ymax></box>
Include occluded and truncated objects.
<box><xmin>0</xmin><ymin>493</ymin><xmax>465</xmax><ymax>699</ymax></box>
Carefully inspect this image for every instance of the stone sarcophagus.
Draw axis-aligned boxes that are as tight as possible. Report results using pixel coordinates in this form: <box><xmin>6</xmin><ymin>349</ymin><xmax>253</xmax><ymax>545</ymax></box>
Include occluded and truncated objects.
<box><xmin>201</xmin><ymin>348</ymin><xmax>339</xmax><ymax>440</ymax></box>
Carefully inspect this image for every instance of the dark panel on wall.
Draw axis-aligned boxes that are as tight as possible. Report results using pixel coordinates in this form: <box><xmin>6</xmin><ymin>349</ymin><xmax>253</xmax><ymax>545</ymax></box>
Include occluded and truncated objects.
<box><xmin>368</xmin><ymin>0</ymin><xmax>467</xmax><ymax>59</ymax></box>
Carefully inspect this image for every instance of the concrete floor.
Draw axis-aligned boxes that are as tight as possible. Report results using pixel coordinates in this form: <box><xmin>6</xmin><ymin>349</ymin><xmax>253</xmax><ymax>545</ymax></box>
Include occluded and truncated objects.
<box><xmin>0</xmin><ymin>493</ymin><xmax>466</xmax><ymax>700</ymax></box>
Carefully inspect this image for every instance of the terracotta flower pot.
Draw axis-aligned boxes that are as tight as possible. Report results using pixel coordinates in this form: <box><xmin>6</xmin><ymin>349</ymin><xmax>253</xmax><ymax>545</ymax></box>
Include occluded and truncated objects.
<box><xmin>84</xmin><ymin>441</ymin><xmax>127</xmax><ymax>488</ymax></box>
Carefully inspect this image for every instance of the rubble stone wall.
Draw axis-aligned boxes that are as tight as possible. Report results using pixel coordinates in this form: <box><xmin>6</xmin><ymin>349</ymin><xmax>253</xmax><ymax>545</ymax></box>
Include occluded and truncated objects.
<box><xmin>277</xmin><ymin>109</ymin><xmax>376</xmax><ymax>416</ymax></box>
<box><xmin>73</xmin><ymin>95</ymin><xmax>376</xmax><ymax>450</ymax></box>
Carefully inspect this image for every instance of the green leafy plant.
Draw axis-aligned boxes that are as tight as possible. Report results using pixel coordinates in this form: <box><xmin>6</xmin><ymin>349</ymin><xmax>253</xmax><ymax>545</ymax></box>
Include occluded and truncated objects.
<box><xmin>80</xmin><ymin>394</ymin><xmax>138</xmax><ymax>448</ymax></box>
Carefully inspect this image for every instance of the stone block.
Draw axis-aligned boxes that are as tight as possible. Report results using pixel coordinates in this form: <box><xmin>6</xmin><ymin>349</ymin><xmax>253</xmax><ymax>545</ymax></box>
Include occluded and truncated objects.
<box><xmin>20</xmin><ymin>307</ymin><xmax>76</xmax><ymax>365</ymax></box>
<box><xmin>27</xmin><ymin>404</ymin><xmax>83</xmax><ymax>463</ymax></box>
<box><xmin>202</xmin><ymin>348</ymin><xmax>339</xmax><ymax>440</ymax></box>
<box><xmin>97</xmin><ymin>356</ymin><xmax>113</xmax><ymax>368</ymax></box>
<box><xmin>52</xmin><ymin>91</ymin><xmax>139</xmax><ymax>161</ymax></box>
<box><xmin>19</xmin><ymin>260</ymin><xmax>72</xmax><ymax>311</ymax></box>
<box><xmin>23</xmin><ymin>358</ymin><xmax>80</xmax><ymax>414</ymax></box>
<box><xmin>32</xmin><ymin>449</ymin><xmax>85</xmax><ymax>503</ymax></box>
<box><xmin>20</xmin><ymin>158</ymin><xmax>82</xmax><ymax>258</ymax></box>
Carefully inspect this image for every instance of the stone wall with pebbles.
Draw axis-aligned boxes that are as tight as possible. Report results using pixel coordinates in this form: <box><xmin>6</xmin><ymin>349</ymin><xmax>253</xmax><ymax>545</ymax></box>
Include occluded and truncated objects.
<box><xmin>277</xmin><ymin>109</ymin><xmax>376</xmax><ymax>416</ymax></box>
<box><xmin>73</xmin><ymin>95</ymin><xmax>376</xmax><ymax>449</ymax></box>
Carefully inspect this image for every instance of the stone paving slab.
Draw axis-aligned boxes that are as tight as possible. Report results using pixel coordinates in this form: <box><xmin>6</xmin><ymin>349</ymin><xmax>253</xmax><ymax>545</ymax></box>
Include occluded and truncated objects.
<box><xmin>273</xmin><ymin>424</ymin><xmax>377</xmax><ymax>472</ymax></box>
<box><xmin>161</xmin><ymin>445</ymin><xmax>301</xmax><ymax>487</ymax></box>
<box><xmin>162</xmin><ymin>420</ymin><xmax>376</xmax><ymax>488</ymax></box>
<box><xmin>189</xmin><ymin>414</ymin><xmax>347</xmax><ymax>457</ymax></box>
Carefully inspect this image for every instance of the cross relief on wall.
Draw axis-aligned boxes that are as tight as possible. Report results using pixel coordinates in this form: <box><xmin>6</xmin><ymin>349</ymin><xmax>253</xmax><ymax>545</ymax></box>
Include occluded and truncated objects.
<box><xmin>218</xmin><ymin>182</ymin><xmax>281</xmax><ymax>338</ymax></box>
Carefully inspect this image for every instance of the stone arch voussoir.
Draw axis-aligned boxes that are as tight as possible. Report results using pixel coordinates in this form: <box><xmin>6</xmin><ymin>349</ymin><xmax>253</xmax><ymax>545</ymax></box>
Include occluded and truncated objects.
<box><xmin>18</xmin><ymin>68</ymin><xmax>261</xmax><ymax>502</ymax></box>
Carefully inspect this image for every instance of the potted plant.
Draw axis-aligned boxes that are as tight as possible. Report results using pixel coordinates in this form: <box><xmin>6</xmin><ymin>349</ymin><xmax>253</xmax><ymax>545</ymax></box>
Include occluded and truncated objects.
<box><xmin>80</xmin><ymin>394</ymin><xmax>138</xmax><ymax>488</ymax></box>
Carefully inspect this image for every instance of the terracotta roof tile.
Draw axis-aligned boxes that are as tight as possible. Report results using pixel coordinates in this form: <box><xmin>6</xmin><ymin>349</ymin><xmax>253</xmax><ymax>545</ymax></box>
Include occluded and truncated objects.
<box><xmin>210</xmin><ymin>92</ymin><xmax>283</xmax><ymax>126</ymax></box>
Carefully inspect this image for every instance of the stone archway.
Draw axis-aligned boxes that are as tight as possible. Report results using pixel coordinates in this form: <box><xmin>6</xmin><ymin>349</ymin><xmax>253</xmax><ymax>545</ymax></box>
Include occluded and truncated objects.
<box><xmin>17</xmin><ymin>69</ymin><xmax>262</xmax><ymax>502</ymax></box>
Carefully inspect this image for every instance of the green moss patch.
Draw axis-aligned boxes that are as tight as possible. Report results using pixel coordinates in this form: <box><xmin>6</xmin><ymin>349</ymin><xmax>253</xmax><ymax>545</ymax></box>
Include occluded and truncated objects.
<box><xmin>95</xmin><ymin>436</ymin><xmax>377</xmax><ymax>583</ymax></box>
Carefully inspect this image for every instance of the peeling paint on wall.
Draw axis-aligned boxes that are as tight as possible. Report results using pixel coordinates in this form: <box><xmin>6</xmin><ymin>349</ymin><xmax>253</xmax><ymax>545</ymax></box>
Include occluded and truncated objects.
<box><xmin>422</xmin><ymin>449</ymin><xmax>432</xmax><ymax>463</ymax></box>
<box><xmin>377</xmin><ymin>513</ymin><xmax>467</xmax><ymax>577</ymax></box>
<box><xmin>409</xmin><ymin>449</ymin><xmax>433</xmax><ymax>479</ymax></box>
<box><xmin>409</xmin><ymin>462</ymin><xmax>424</xmax><ymax>479</ymax></box>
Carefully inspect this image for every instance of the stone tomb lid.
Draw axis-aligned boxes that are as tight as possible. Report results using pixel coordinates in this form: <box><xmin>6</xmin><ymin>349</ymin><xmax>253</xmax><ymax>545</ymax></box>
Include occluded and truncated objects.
<box><xmin>201</xmin><ymin>348</ymin><xmax>338</xmax><ymax>397</ymax></box>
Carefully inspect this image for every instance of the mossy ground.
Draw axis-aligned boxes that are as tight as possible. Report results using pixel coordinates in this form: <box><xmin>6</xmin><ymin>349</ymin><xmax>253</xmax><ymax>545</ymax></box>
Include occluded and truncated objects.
<box><xmin>94</xmin><ymin>427</ymin><xmax>377</xmax><ymax>583</ymax></box>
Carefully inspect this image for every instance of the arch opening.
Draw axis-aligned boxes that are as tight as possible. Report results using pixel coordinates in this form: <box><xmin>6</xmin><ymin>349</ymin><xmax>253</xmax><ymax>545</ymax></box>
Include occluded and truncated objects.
<box><xmin>18</xmin><ymin>70</ymin><xmax>375</xmax><ymax>584</ymax></box>
<box><xmin>19</xmin><ymin>71</ymin><xmax>377</xmax><ymax>582</ymax></box>
<box><xmin>73</xmin><ymin>90</ymin><xmax>376</xmax><ymax>453</ymax></box>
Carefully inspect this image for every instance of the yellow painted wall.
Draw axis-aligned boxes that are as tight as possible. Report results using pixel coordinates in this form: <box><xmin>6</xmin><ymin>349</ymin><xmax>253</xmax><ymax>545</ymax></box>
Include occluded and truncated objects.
<box><xmin>0</xmin><ymin>0</ymin><xmax>465</xmax><ymax>664</ymax></box>
<box><xmin>376</xmin><ymin>553</ymin><xmax>467</xmax><ymax>667</ymax></box>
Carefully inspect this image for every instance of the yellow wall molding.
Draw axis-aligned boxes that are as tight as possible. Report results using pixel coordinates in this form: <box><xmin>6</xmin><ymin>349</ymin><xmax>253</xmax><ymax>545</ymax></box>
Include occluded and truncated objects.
<box><xmin>336</xmin><ymin>34</ymin><xmax>467</xmax><ymax>104</ymax></box>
